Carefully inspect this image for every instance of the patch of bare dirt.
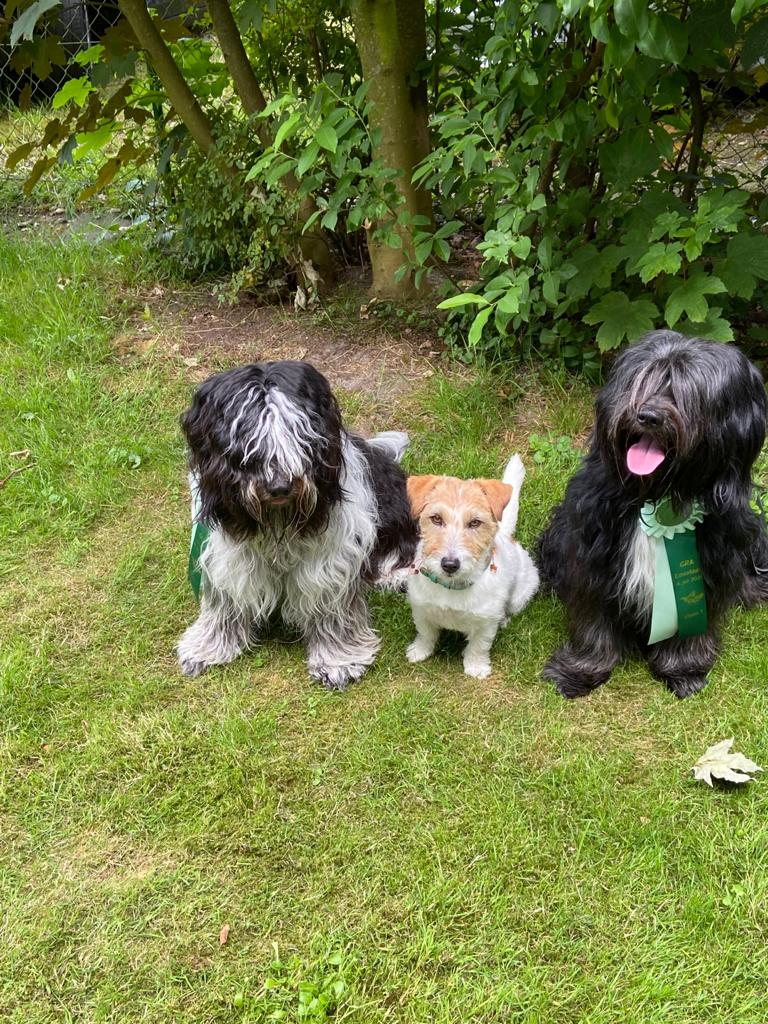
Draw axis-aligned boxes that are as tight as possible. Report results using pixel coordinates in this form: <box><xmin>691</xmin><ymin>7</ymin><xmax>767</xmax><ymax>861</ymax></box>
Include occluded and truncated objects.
<box><xmin>116</xmin><ymin>283</ymin><xmax>457</xmax><ymax>431</ymax></box>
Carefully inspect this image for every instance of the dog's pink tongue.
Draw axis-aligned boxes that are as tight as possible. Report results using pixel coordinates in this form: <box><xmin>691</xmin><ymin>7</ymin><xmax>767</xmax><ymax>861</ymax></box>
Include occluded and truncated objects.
<box><xmin>627</xmin><ymin>436</ymin><xmax>666</xmax><ymax>476</ymax></box>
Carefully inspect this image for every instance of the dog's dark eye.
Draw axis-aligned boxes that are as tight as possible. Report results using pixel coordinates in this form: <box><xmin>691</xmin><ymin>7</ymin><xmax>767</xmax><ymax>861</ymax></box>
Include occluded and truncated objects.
<box><xmin>430</xmin><ymin>514</ymin><xmax>444</xmax><ymax>527</ymax></box>
<box><xmin>467</xmin><ymin>518</ymin><xmax>482</xmax><ymax>529</ymax></box>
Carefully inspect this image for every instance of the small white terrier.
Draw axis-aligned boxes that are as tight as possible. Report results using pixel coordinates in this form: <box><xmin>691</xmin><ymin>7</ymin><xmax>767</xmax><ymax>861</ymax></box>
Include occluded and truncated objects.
<box><xmin>405</xmin><ymin>455</ymin><xmax>539</xmax><ymax>678</ymax></box>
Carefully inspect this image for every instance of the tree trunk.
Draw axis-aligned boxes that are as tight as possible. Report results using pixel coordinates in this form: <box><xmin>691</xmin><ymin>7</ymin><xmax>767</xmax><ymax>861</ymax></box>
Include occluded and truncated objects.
<box><xmin>118</xmin><ymin>0</ymin><xmax>215</xmax><ymax>155</ymax></box>
<box><xmin>206</xmin><ymin>0</ymin><xmax>334</xmax><ymax>286</ymax></box>
<box><xmin>349</xmin><ymin>0</ymin><xmax>433</xmax><ymax>299</ymax></box>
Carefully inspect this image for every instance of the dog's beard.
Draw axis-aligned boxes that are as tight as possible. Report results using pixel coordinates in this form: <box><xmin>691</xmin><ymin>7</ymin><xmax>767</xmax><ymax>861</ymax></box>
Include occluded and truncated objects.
<box><xmin>241</xmin><ymin>475</ymin><xmax>320</xmax><ymax>532</ymax></box>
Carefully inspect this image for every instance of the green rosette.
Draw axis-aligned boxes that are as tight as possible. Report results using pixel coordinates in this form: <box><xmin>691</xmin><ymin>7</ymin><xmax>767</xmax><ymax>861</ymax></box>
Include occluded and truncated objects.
<box><xmin>639</xmin><ymin>497</ymin><xmax>707</xmax><ymax>644</ymax></box>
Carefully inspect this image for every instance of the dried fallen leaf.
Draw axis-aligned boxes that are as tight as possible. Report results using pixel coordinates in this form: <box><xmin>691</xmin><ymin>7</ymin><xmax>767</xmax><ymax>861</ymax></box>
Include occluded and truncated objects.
<box><xmin>219</xmin><ymin>923</ymin><xmax>230</xmax><ymax>946</ymax></box>
<box><xmin>692</xmin><ymin>738</ymin><xmax>763</xmax><ymax>787</ymax></box>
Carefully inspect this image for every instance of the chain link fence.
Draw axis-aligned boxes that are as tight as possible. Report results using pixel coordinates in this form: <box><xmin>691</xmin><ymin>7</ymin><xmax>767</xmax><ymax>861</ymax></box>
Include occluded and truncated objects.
<box><xmin>0</xmin><ymin>1</ymin><xmax>200</xmax><ymax>108</ymax></box>
<box><xmin>1</xmin><ymin>2</ymin><xmax>123</xmax><ymax>107</ymax></box>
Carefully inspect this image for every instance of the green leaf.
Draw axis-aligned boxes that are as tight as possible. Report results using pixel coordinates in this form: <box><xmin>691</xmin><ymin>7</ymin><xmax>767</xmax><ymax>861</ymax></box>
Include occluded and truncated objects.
<box><xmin>715</xmin><ymin>259</ymin><xmax>756</xmax><ymax>300</ymax></box>
<box><xmin>297</xmin><ymin>143</ymin><xmax>320</xmax><ymax>177</ymax></box>
<box><xmin>726</xmin><ymin>233</ymin><xmax>768</xmax><ymax>280</ymax></box>
<box><xmin>665</xmin><ymin>273</ymin><xmax>726</xmax><ymax>327</ymax></box>
<box><xmin>605</xmin><ymin>24</ymin><xmax>635</xmax><ymax>68</ymax></box>
<box><xmin>320</xmin><ymin>210</ymin><xmax>338</xmax><ymax>233</ymax></box>
<box><xmin>72</xmin><ymin>43</ymin><xmax>105</xmax><ymax>67</ymax></box>
<box><xmin>542</xmin><ymin>270</ymin><xmax>561</xmax><ymax>305</ymax></box>
<box><xmin>599</xmin><ymin>127</ymin><xmax>660</xmax><ymax>187</ymax></box>
<box><xmin>51</xmin><ymin>76</ymin><xmax>94</xmax><ymax>110</ymax></box>
<box><xmin>538</xmin><ymin>235</ymin><xmax>553</xmax><ymax>270</ymax></box>
<box><xmin>638</xmin><ymin>14</ymin><xmax>688</xmax><ymax>64</ymax></box>
<box><xmin>741</xmin><ymin>15</ymin><xmax>768</xmax><ymax>68</ymax></box>
<box><xmin>731</xmin><ymin>0</ymin><xmax>768</xmax><ymax>25</ymax></box>
<box><xmin>316</xmin><ymin>124</ymin><xmax>338</xmax><ymax>153</ymax></box>
<box><xmin>6</xmin><ymin>141</ymin><xmax>35</xmax><ymax>170</ymax></box>
<box><xmin>437</xmin><ymin>293</ymin><xmax>490</xmax><ymax>310</ymax></box>
<box><xmin>264</xmin><ymin>156</ymin><xmax>295</xmax><ymax>186</ymax></box>
<box><xmin>634</xmin><ymin>241</ymin><xmax>683</xmax><ymax>283</ymax></box>
<box><xmin>273</xmin><ymin>110</ymin><xmax>301</xmax><ymax>149</ymax></box>
<box><xmin>434</xmin><ymin>220</ymin><xmax>462</xmax><ymax>240</ymax></box>
<box><xmin>74</xmin><ymin>123</ymin><xmax>113</xmax><ymax>161</ymax></box>
<box><xmin>583</xmin><ymin>292</ymin><xmax>658</xmax><ymax>350</ymax></box>
<box><xmin>10</xmin><ymin>0</ymin><xmax>60</xmax><ymax>47</ymax></box>
<box><xmin>512</xmin><ymin>235</ymin><xmax>532</xmax><ymax>260</ymax></box>
<box><xmin>677</xmin><ymin>307</ymin><xmax>734</xmax><ymax>342</ymax></box>
<box><xmin>497</xmin><ymin>287</ymin><xmax>522</xmax><ymax>314</ymax></box>
<box><xmin>237</xmin><ymin>0</ymin><xmax>264</xmax><ymax>31</ymax></box>
<box><xmin>468</xmin><ymin>305</ymin><xmax>493</xmax><ymax>347</ymax></box>
<box><xmin>414</xmin><ymin>236</ymin><xmax>433</xmax><ymax>263</ymax></box>
<box><xmin>614</xmin><ymin>0</ymin><xmax>650</xmax><ymax>41</ymax></box>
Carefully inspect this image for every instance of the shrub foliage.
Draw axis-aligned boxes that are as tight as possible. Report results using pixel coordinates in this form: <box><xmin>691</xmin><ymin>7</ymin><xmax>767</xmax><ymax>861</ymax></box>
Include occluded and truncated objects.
<box><xmin>4</xmin><ymin>0</ymin><xmax>768</xmax><ymax>365</ymax></box>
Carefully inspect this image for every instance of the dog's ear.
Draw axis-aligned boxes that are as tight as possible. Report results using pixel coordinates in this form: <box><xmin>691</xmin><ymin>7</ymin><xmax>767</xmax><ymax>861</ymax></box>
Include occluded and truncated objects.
<box><xmin>477</xmin><ymin>480</ymin><xmax>513</xmax><ymax>522</ymax></box>
<box><xmin>407</xmin><ymin>475</ymin><xmax>439</xmax><ymax>515</ymax></box>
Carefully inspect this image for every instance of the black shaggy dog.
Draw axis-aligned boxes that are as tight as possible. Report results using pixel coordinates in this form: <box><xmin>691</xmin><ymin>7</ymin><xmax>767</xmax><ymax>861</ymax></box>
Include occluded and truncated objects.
<box><xmin>177</xmin><ymin>360</ymin><xmax>418</xmax><ymax>690</ymax></box>
<box><xmin>538</xmin><ymin>330</ymin><xmax>768</xmax><ymax>699</ymax></box>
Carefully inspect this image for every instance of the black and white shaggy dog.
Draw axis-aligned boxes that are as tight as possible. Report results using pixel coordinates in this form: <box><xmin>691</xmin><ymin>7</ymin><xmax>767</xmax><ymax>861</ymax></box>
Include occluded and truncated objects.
<box><xmin>177</xmin><ymin>360</ymin><xmax>418</xmax><ymax>690</ymax></box>
<box><xmin>538</xmin><ymin>330</ymin><xmax>768</xmax><ymax>699</ymax></box>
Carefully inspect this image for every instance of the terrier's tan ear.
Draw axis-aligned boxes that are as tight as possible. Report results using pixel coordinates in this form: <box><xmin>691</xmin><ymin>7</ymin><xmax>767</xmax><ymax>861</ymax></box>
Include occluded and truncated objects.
<box><xmin>476</xmin><ymin>479</ymin><xmax>513</xmax><ymax>522</ymax></box>
<box><xmin>407</xmin><ymin>475</ymin><xmax>440</xmax><ymax>516</ymax></box>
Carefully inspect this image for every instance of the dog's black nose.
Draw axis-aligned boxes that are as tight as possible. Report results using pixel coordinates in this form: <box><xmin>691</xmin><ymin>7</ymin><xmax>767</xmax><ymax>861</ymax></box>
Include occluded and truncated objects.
<box><xmin>441</xmin><ymin>557</ymin><xmax>460</xmax><ymax>575</ymax></box>
<box><xmin>637</xmin><ymin>406</ymin><xmax>663</xmax><ymax>427</ymax></box>
<box><xmin>266</xmin><ymin>478</ymin><xmax>293</xmax><ymax>498</ymax></box>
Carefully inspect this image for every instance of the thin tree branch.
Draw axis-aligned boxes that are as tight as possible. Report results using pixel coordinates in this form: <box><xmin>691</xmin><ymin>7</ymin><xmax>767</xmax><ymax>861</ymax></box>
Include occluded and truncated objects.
<box><xmin>0</xmin><ymin>463</ymin><xmax>35</xmax><ymax>490</ymax></box>
<box><xmin>682</xmin><ymin>70</ymin><xmax>706</xmax><ymax>204</ymax></box>
<box><xmin>207</xmin><ymin>0</ymin><xmax>268</xmax><ymax>118</ymax></box>
<box><xmin>118</xmin><ymin>0</ymin><xmax>215</xmax><ymax>155</ymax></box>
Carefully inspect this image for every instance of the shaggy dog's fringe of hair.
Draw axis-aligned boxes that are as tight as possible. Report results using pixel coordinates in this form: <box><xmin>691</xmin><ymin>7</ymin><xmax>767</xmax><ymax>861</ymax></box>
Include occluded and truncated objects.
<box><xmin>538</xmin><ymin>330</ymin><xmax>768</xmax><ymax>699</ymax></box>
<box><xmin>176</xmin><ymin>360</ymin><xmax>418</xmax><ymax>691</ymax></box>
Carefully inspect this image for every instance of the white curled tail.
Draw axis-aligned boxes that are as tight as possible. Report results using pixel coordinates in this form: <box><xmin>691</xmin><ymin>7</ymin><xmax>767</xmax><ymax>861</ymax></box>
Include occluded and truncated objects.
<box><xmin>368</xmin><ymin>430</ymin><xmax>410</xmax><ymax>463</ymax></box>
<box><xmin>500</xmin><ymin>453</ymin><xmax>525</xmax><ymax>536</ymax></box>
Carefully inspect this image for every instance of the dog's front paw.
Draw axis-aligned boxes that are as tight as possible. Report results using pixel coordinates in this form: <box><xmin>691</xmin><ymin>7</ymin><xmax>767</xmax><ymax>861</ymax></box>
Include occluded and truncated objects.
<box><xmin>664</xmin><ymin>674</ymin><xmax>709</xmax><ymax>699</ymax></box>
<box><xmin>309</xmin><ymin>662</ymin><xmax>367</xmax><ymax>692</ymax></box>
<box><xmin>463</xmin><ymin>657</ymin><xmax>491</xmax><ymax>679</ymax></box>
<box><xmin>407</xmin><ymin>640</ymin><xmax>434</xmax><ymax>664</ymax></box>
<box><xmin>179</xmin><ymin>656</ymin><xmax>209</xmax><ymax>678</ymax></box>
<box><xmin>543</xmin><ymin>662</ymin><xmax>602</xmax><ymax>699</ymax></box>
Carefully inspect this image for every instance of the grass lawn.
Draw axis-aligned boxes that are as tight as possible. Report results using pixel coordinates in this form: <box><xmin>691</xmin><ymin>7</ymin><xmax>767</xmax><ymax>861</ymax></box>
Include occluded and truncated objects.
<box><xmin>2</xmin><ymin>224</ymin><xmax>768</xmax><ymax>1024</ymax></box>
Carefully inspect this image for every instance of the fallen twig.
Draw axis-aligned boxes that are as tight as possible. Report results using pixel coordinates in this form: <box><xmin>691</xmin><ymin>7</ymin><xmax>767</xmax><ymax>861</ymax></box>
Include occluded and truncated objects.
<box><xmin>0</xmin><ymin>463</ymin><xmax>35</xmax><ymax>490</ymax></box>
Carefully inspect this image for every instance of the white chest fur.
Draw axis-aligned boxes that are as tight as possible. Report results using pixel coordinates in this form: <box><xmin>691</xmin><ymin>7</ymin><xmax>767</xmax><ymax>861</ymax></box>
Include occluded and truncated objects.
<box><xmin>620</xmin><ymin>523</ymin><xmax>656</xmax><ymax>615</ymax></box>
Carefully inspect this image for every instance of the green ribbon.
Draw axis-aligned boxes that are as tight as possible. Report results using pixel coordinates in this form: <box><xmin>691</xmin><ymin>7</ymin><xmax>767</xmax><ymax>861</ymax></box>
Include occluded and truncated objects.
<box><xmin>187</xmin><ymin>474</ymin><xmax>210</xmax><ymax>601</ymax></box>
<box><xmin>188</xmin><ymin>519</ymin><xmax>210</xmax><ymax>601</ymax></box>
<box><xmin>640</xmin><ymin>497</ymin><xmax>707</xmax><ymax>645</ymax></box>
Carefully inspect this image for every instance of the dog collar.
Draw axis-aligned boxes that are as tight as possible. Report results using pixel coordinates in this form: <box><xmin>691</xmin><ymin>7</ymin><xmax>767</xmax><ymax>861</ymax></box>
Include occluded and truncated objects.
<box><xmin>639</xmin><ymin>497</ymin><xmax>706</xmax><ymax>644</ymax></box>
<box><xmin>417</xmin><ymin>548</ymin><xmax>497</xmax><ymax>590</ymax></box>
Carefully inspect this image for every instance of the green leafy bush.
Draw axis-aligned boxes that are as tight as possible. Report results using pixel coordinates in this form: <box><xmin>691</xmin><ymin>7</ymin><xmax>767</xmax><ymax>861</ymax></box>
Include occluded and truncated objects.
<box><xmin>247</xmin><ymin>77</ymin><xmax>406</xmax><ymax>257</ymax></box>
<box><xmin>159</xmin><ymin>118</ymin><xmax>300</xmax><ymax>298</ymax></box>
<box><xmin>419</xmin><ymin>0</ymin><xmax>768</xmax><ymax>366</ymax></box>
